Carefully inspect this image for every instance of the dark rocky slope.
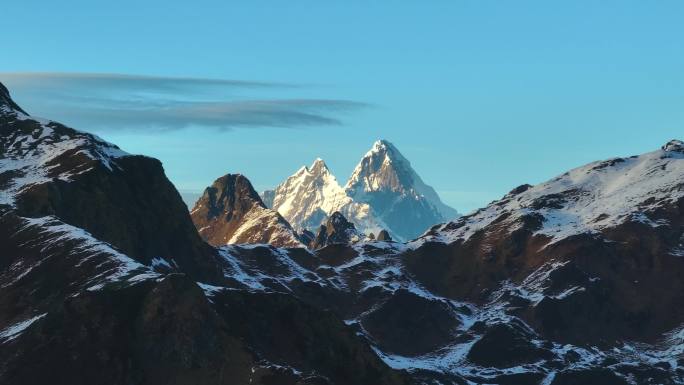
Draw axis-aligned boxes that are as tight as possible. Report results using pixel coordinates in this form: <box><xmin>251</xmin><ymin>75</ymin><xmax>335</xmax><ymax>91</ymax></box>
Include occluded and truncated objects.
<box><xmin>0</xmin><ymin>94</ymin><xmax>223</xmax><ymax>283</ymax></box>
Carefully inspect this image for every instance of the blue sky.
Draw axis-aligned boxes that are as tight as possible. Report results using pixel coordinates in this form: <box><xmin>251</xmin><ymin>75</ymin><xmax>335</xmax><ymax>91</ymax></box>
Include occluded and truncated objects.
<box><xmin>2</xmin><ymin>1</ymin><xmax>684</xmax><ymax>212</ymax></box>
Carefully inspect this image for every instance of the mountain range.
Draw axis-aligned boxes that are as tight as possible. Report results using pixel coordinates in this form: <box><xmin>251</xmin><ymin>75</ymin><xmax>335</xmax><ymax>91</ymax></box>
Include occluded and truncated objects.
<box><xmin>2</xmin><ymin>81</ymin><xmax>684</xmax><ymax>384</ymax></box>
<box><xmin>261</xmin><ymin>139</ymin><xmax>459</xmax><ymax>242</ymax></box>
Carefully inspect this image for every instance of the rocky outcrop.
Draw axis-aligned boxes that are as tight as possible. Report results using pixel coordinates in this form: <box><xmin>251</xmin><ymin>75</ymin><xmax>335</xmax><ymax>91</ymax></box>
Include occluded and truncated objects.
<box><xmin>377</xmin><ymin>229</ymin><xmax>392</xmax><ymax>241</ymax></box>
<box><xmin>190</xmin><ymin>174</ymin><xmax>303</xmax><ymax>248</ymax></box>
<box><xmin>361</xmin><ymin>289</ymin><xmax>461</xmax><ymax>356</ymax></box>
<box><xmin>310</xmin><ymin>211</ymin><xmax>362</xmax><ymax>249</ymax></box>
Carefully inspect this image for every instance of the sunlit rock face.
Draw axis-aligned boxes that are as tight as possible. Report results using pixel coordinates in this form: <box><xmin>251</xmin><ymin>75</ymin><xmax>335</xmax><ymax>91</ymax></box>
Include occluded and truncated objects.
<box><xmin>190</xmin><ymin>173</ymin><xmax>303</xmax><ymax>248</ymax></box>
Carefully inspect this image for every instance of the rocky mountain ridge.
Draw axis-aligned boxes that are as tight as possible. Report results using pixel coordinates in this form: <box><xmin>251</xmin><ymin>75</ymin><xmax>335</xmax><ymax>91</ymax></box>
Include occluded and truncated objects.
<box><xmin>309</xmin><ymin>211</ymin><xmax>364</xmax><ymax>249</ymax></box>
<box><xmin>3</xmin><ymin>81</ymin><xmax>684</xmax><ymax>384</ymax></box>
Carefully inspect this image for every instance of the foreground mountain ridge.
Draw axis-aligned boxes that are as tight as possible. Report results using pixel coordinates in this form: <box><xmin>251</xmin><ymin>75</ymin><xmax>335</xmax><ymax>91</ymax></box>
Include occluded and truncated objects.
<box><xmin>424</xmin><ymin>139</ymin><xmax>684</xmax><ymax>248</ymax></box>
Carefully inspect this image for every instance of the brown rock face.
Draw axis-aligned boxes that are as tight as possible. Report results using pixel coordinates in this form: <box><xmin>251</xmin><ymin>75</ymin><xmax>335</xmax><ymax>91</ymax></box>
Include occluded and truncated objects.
<box><xmin>210</xmin><ymin>290</ymin><xmax>408</xmax><ymax>385</ymax></box>
<box><xmin>466</xmin><ymin>321</ymin><xmax>553</xmax><ymax>368</ymax></box>
<box><xmin>405</xmin><ymin>206</ymin><xmax>684</xmax><ymax>346</ymax></box>
<box><xmin>190</xmin><ymin>174</ymin><xmax>302</xmax><ymax>247</ymax></box>
<box><xmin>377</xmin><ymin>229</ymin><xmax>392</xmax><ymax>241</ymax></box>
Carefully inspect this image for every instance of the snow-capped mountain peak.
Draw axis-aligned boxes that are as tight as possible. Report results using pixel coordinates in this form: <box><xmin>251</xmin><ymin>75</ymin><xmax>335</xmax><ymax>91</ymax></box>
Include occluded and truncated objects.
<box><xmin>345</xmin><ymin>139</ymin><xmax>415</xmax><ymax>194</ymax></box>
<box><xmin>260</xmin><ymin>140</ymin><xmax>458</xmax><ymax>241</ymax></box>
<box><xmin>344</xmin><ymin>139</ymin><xmax>458</xmax><ymax>240</ymax></box>
<box><xmin>309</xmin><ymin>157</ymin><xmax>329</xmax><ymax>173</ymax></box>
<box><xmin>265</xmin><ymin>158</ymin><xmax>374</xmax><ymax>232</ymax></box>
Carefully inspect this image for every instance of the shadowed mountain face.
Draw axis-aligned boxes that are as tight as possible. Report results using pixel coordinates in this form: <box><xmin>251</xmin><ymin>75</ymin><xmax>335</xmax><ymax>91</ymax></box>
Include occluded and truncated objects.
<box><xmin>3</xmin><ymin>82</ymin><xmax>684</xmax><ymax>385</ymax></box>
<box><xmin>190</xmin><ymin>174</ymin><xmax>303</xmax><ymax>248</ymax></box>
<box><xmin>0</xmin><ymin>86</ymin><xmax>223</xmax><ymax>283</ymax></box>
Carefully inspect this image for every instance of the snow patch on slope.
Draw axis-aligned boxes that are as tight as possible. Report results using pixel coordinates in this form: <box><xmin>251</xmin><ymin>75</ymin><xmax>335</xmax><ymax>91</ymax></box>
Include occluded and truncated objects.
<box><xmin>18</xmin><ymin>216</ymin><xmax>158</xmax><ymax>290</ymax></box>
<box><xmin>0</xmin><ymin>313</ymin><xmax>47</xmax><ymax>343</ymax></box>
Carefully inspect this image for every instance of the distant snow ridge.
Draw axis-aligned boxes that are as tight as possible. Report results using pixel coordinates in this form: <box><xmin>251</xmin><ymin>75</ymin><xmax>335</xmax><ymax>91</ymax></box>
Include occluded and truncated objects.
<box><xmin>263</xmin><ymin>157</ymin><xmax>387</xmax><ymax>237</ymax></box>
<box><xmin>262</xmin><ymin>140</ymin><xmax>458</xmax><ymax>241</ymax></box>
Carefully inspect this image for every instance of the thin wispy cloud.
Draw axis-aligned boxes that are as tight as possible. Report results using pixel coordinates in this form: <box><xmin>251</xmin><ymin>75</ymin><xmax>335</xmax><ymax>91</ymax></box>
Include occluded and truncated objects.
<box><xmin>0</xmin><ymin>72</ymin><xmax>368</xmax><ymax>132</ymax></box>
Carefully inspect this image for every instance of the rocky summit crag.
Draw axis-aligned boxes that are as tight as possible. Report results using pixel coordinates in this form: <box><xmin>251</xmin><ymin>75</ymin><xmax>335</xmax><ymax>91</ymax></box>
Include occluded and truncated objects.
<box><xmin>2</xmin><ymin>82</ymin><xmax>684</xmax><ymax>385</ymax></box>
<box><xmin>190</xmin><ymin>173</ymin><xmax>303</xmax><ymax>248</ymax></box>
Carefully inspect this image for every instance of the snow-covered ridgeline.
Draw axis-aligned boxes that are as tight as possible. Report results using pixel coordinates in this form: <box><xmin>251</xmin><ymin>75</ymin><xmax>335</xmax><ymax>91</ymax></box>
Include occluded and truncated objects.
<box><xmin>267</xmin><ymin>158</ymin><xmax>387</xmax><ymax>235</ymax></box>
<box><xmin>423</xmin><ymin>140</ymin><xmax>684</xmax><ymax>247</ymax></box>
<box><xmin>0</xmin><ymin>110</ymin><xmax>129</xmax><ymax>207</ymax></box>
<box><xmin>215</xmin><ymin>245</ymin><xmax>323</xmax><ymax>291</ymax></box>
